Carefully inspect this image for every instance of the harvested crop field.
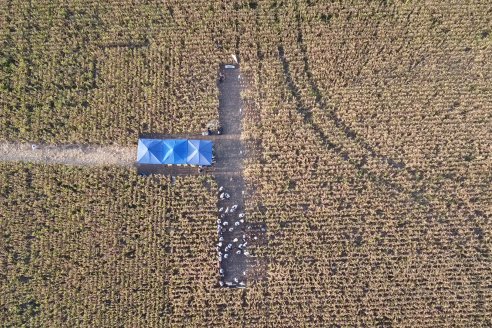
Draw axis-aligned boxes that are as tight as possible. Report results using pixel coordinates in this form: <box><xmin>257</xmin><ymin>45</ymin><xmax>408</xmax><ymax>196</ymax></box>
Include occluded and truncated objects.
<box><xmin>0</xmin><ymin>163</ymin><xmax>227</xmax><ymax>326</ymax></box>
<box><xmin>0</xmin><ymin>0</ymin><xmax>224</xmax><ymax>144</ymax></box>
<box><xmin>0</xmin><ymin>0</ymin><xmax>491</xmax><ymax>327</ymax></box>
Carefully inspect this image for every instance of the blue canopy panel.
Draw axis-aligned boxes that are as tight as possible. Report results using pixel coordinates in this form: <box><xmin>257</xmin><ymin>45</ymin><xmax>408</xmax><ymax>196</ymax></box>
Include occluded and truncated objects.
<box><xmin>137</xmin><ymin>139</ymin><xmax>165</xmax><ymax>164</ymax></box>
<box><xmin>187</xmin><ymin>140</ymin><xmax>213</xmax><ymax>166</ymax></box>
<box><xmin>162</xmin><ymin>139</ymin><xmax>188</xmax><ymax>164</ymax></box>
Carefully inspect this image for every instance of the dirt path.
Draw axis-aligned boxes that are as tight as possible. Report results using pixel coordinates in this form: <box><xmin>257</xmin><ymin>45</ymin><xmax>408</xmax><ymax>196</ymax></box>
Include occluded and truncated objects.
<box><xmin>0</xmin><ymin>142</ymin><xmax>135</xmax><ymax>167</ymax></box>
<box><xmin>215</xmin><ymin>64</ymin><xmax>249</xmax><ymax>288</ymax></box>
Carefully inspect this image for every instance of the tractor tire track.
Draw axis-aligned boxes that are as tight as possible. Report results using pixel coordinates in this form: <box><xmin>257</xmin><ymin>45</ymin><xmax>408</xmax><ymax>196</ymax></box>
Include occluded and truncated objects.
<box><xmin>277</xmin><ymin>44</ymin><xmax>487</xmax><ymax>226</ymax></box>
<box><xmin>274</xmin><ymin>1</ymin><xmax>486</xmax><ymax>222</ymax></box>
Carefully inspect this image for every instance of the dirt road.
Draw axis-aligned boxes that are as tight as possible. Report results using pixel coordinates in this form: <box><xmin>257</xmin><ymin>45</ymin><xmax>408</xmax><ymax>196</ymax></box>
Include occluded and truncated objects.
<box><xmin>0</xmin><ymin>142</ymin><xmax>135</xmax><ymax>167</ymax></box>
<box><xmin>215</xmin><ymin>64</ymin><xmax>248</xmax><ymax>288</ymax></box>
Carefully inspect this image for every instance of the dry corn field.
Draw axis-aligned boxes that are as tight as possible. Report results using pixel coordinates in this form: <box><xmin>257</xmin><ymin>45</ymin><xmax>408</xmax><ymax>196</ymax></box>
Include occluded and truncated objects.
<box><xmin>1</xmin><ymin>0</ymin><xmax>491</xmax><ymax>327</ymax></box>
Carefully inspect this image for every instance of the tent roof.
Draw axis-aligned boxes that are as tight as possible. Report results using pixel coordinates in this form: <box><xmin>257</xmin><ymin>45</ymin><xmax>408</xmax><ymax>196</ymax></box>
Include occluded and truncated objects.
<box><xmin>187</xmin><ymin>140</ymin><xmax>213</xmax><ymax>166</ymax></box>
<box><xmin>162</xmin><ymin>139</ymin><xmax>188</xmax><ymax>164</ymax></box>
<box><xmin>137</xmin><ymin>139</ymin><xmax>213</xmax><ymax>166</ymax></box>
<box><xmin>137</xmin><ymin>139</ymin><xmax>163</xmax><ymax>164</ymax></box>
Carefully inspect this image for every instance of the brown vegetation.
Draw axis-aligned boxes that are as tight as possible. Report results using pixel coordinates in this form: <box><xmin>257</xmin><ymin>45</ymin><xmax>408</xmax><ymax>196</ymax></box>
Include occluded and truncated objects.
<box><xmin>239</xmin><ymin>0</ymin><xmax>491</xmax><ymax>326</ymax></box>
<box><xmin>0</xmin><ymin>0</ymin><xmax>230</xmax><ymax>145</ymax></box>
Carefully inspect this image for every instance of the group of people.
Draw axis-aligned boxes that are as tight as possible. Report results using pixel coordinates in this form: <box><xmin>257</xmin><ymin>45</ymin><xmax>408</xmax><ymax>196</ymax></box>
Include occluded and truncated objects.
<box><xmin>216</xmin><ymin>185</ymin><xmax>248</xmax><ymax>288</ymax></box>
<box><xmin>202</xmin><ymin>126</ymin><xmax>223</xmax><ymax>135</ymax></box>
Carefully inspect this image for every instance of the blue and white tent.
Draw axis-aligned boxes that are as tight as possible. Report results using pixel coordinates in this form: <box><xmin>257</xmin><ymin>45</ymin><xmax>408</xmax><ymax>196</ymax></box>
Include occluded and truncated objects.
<box><xmin>137</xmin><ymin>138</ymin><xmax>213</xmax><ymax>166</ymax></box>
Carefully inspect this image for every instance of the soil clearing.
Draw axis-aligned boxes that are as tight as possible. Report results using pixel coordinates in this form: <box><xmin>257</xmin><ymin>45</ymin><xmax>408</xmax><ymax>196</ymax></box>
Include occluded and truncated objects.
<box><xmin>0</xmin><ymin>142</ymin><xmax>134</xmax><ymax>167</ymax></box>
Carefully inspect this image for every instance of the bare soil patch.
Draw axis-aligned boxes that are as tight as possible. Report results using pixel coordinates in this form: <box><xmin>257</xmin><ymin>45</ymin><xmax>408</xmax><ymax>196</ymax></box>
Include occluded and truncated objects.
<box><xmin>0</xmin><ymin>142</ymin><xmax>135</xmax><ymax>167</ymax></box>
